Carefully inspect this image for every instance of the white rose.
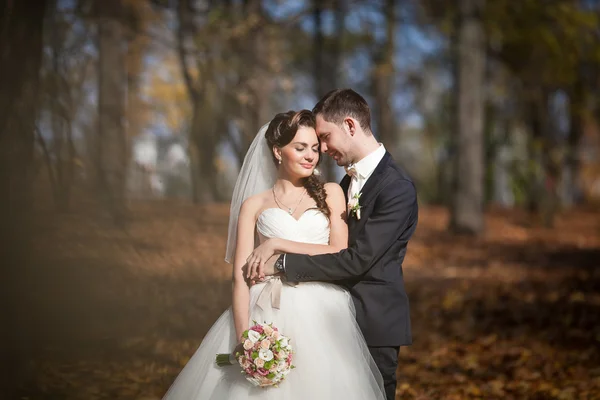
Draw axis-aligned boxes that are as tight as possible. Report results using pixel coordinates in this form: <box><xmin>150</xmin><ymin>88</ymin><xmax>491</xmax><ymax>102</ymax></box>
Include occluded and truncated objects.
<box><xmin>258</xmin><ymin>348</ymin><xmax>274</xmax><ymax>361</ymax></box>
<box><xmin>348</xmin><ymin>198</ymin><xmax>359</xmax><ymax>208</ymax></box>
<box><xmin>248</xmin><ymin>329</ymin><xmax>261</xmax><ymax>343</ymax></box>
<box><xmin>278</xmin><ymin>337</ymin><xmax>289</xmax><ymax>348</ymax></box>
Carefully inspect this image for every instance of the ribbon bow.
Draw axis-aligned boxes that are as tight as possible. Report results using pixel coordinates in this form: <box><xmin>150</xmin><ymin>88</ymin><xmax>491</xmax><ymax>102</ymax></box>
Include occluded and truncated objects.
<box><xmin>256</xmin><ymin>277</ymin><xmax>297</xmax><ymax>310</ymax></box>
<box><xmin>345</xmin><ymin>164</ymin><xmax>358</xmax><ymax>178</ymax></box>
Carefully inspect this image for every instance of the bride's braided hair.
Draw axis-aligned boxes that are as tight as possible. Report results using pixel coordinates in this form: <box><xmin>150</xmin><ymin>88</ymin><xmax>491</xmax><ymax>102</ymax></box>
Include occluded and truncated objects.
<box><xmin>265</xmin><ymin>110</ymin><xmax>330</xmax><ymax>219</ymax></box>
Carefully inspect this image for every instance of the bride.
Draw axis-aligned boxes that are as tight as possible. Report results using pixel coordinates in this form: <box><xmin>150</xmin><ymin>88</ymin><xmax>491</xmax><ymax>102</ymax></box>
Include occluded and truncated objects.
<box><xmin>162</xmin><ymin>110</ymin><xmax>385</xmax><ymax>399</ymax></box>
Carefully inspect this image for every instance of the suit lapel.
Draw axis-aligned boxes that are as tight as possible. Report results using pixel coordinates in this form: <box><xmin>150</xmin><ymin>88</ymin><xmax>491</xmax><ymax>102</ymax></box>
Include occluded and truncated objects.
<box><xmin>355</xmin><ymin>152</ymin><xmax>392</xmax><ymax>208</ymax></box>
<box><xmin>340</xmin><ymin>174</ymin><xmax>350</xmax><ymax>204</ymax></box>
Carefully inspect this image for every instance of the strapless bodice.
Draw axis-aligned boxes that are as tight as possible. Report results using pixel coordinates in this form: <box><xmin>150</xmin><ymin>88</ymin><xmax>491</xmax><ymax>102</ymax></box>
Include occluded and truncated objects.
<box><xmin>256</xmin><ymin>208</ymin><xmax>329</xmax><ymax>245</ymax></box>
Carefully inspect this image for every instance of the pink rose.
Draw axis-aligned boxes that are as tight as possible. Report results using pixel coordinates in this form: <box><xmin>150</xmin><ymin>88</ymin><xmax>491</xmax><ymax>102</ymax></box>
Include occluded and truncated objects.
<box><xmin>257</xmin><ymin>367</ymin><xmax>269</xmax><ymax>376</ymax></box>
<box><xmin>271</xmin><ymin>331</ymin><xmax>280</xmax><ymax>340</ymax></box>
<box><xmin>255</xmin><ymin>358</ymin><xmax>265</xmax><ymax>368</ymax></box>
<box><xmin>250</xmin><ymin>325</ymin><xmax>264</xmax><ymax>334</ymax></box>
<box><xmin>260</xmin><ymin>339</ymin><xmax>271</xmax><ymax>349</ymax></box>
<box><xmin>263</xmin><ymin>325</ymin><xmax>274</xmax><ymax>335</ymax></box>
<box><xmin>243</xmin><ymin>339</ymin><xmax>253</xmax><ymax>350</ymax></box>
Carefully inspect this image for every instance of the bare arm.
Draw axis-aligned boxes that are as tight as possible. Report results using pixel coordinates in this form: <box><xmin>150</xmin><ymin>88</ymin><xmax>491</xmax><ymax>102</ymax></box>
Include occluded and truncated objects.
<box><xmin>247</xmin><ymin>183</ymin><xmax>348</xmax><ymax>279</ymax></box>
<box><xmin>231</xmin><ymin>197</ymin><xmax>259</xmax><ymax>341</ymax></box>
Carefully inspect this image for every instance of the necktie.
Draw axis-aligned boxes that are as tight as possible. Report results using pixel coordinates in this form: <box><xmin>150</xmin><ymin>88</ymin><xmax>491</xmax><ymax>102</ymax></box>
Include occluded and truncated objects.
<box><xmin>345</xmin><ymin>164</ymin><xmax>360</xmax><ymax>199</ymax></box>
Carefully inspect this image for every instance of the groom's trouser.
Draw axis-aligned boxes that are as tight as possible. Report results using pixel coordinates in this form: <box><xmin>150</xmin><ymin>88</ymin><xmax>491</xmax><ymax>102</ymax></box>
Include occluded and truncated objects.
<box><xmin>368</xmin><ymin>346</ymin><xmax>400</xmax><ymax>400</ymax></box>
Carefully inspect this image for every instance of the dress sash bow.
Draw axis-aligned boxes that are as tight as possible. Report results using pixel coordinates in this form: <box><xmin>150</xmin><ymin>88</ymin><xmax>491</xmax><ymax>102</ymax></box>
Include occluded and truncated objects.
<box><xmin>256</xmin><ymin>277</ymin><xmax>297</xmax><ymax>310</ymax></box>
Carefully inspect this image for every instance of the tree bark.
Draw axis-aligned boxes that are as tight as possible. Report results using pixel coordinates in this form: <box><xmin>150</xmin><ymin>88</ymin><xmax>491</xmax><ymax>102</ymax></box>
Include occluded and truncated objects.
<box><xmin>450</xmin><ymin>0</ymin><xmax>486</xmax><ymax>235</ymax></box>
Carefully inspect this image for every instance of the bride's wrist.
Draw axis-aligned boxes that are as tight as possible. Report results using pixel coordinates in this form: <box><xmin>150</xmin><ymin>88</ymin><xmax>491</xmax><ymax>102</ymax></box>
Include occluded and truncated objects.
<box><xmin>269</xmin><ymin>238</ymin><xmax>281</xmax><ymax>252</ymax></box>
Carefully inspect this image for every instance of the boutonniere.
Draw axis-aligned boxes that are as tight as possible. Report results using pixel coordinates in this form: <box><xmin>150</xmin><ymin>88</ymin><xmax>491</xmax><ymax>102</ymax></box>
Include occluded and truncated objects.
<box><xmin>348</xmin><ymin>192</ymin><xmax>362</xmax><ymax>220</ymax></box>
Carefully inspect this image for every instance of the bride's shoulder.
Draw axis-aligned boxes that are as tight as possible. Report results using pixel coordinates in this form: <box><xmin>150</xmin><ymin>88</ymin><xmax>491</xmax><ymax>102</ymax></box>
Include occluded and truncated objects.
<box><xmin>240</xmin><ymin>189</ymin><xmax>271</xmax><ymax>218</ymax></box>
<box><xmin>324</xmin><ymin>182</ymin><xmax>345</xmax><ymax>208</ymax></box>
<box><xmin>324</xmin><ymin>182</ymin><xmax>344</xmax><ymax>197</ymax></box>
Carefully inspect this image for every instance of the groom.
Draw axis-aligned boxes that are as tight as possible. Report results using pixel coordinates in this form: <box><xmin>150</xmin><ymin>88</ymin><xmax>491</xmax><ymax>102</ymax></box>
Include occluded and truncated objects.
<box><xmin>261</xmin><ymin>88</ymin><xmax>418</xmax><ymax>400</ymax></box>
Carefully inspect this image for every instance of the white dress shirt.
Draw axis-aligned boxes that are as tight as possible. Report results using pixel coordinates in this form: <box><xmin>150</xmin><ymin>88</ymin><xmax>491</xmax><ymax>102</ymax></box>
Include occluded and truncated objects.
<box><xmin>345</xmin><ymin>144</ymin><xmax>387</xmax><ymax>200</ymax></box>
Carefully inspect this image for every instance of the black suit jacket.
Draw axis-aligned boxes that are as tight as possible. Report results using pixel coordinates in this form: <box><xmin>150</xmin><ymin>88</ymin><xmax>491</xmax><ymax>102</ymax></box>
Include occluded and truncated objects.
<box><xmin>284</xmin><ymin>152</ymin><xmax>418</xmax><ymax>347</ymax></box>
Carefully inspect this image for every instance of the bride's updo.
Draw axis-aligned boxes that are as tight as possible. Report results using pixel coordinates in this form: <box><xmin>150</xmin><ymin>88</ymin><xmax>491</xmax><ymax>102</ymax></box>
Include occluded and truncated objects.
<box><xmin>265</xmin><ymin>110</ymin><xmax>330</xmax><ymax>219</ymax></box>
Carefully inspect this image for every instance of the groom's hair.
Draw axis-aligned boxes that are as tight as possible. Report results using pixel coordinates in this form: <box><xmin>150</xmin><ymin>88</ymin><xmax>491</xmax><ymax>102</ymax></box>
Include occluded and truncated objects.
<box><xmin>312</xmin><ymin>89</ymin><xmax>372</xmax><ymax>133</ymax></box>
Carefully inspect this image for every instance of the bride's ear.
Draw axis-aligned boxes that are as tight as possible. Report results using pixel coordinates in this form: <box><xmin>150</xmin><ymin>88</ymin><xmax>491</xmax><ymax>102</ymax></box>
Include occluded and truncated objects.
<box><xmin>273</xmin><ymin>146</ymin><xmax>282</xmax><ymax>165</ymax></box>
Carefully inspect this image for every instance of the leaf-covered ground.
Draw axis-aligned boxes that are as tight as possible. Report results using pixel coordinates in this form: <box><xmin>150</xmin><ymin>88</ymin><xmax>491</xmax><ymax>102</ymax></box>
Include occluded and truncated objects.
<box><xmin>18</xmin><ymin>201</ymin><xmax>600</xmax><ymax>399</ymax></box>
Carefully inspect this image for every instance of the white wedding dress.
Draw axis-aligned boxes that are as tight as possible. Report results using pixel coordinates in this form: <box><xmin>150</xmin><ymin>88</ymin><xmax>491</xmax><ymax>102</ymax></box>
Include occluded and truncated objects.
<box><xmin>162</xmin><ymin>208</ymin><xmax>386</xmax><ymax>399</ymax></box>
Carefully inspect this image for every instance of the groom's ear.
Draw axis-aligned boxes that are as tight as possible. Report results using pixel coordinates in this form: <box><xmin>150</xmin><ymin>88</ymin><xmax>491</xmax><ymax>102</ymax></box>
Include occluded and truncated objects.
<box><xmin>344</xmin><ymin>117</ymin><xmax>357</xmax><ymax>136</ymax></box>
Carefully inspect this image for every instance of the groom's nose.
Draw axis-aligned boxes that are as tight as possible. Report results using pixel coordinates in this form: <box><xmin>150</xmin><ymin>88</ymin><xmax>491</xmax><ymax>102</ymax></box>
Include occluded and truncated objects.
<box><xmin>320</xmin><ymin>142</ymin><xmax>328</xmax><ymax>153</ymax></box>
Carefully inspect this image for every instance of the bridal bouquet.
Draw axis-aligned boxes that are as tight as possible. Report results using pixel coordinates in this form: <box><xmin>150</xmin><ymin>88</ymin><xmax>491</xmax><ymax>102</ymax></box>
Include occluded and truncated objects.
<box><xmin>215</xmin><ymin>322</ymin><xmax>294</xmax><ymax>387</ymax></box>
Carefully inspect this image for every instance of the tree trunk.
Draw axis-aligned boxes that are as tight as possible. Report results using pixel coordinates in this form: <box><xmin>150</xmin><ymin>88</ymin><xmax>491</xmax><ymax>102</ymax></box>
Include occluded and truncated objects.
<box><xmin>176</xmin><ymin>0</ymin><xmax>220</xmax><ymax>202</ymax></box>
<box><xmin>313</xmin><ymin>0</ymin><xmax>345</xmax><ymax>182</ymax></box>
<box><xmin>97</xmin><ymin>0</ymin><xmax>128</xmax><ymax>226</ymax></box>
<box><xmin>46</xmin><ymin>4</ymin><xmax>75</xmax><ymax>212</ymax></box>
<box><xmin>193</xmin><ymin>102</ymin><xmax>220</xmax><ymax>202</ymax></box>
<box><xmin>565</xmin><ymin>76</ymin><xmax>585</xmax><ymax>205</ymax></box>
<box><xmin>524</xmin><ymin>91</ymin><xmax>555</xmax><ymax>226</ymax></box>
<box><xmin>0</xmin><ymin>0</ymin><xmax>46</xmax><ymax>397</ymax></box>
<box><xmin>450</xmin><ymin>0</ymin><xmax>485</xmax><ymax>235</ymax></box>
<box><xmin>313</xmin><ymin>0</ymin><xmax>328</xmax><ymax>97</ymax></box>
<box><xmin>372</xmin><ymin>0</ymin><xmax>396</xmax><ymax>150</ymax></box>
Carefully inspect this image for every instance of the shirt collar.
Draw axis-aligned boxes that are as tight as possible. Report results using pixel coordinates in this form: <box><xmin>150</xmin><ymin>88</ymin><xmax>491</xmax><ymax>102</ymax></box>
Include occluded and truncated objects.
<box><xmin>350</xmin><ymin>144</ymin><xmax>386</xmax><ymax>179</ymax></box>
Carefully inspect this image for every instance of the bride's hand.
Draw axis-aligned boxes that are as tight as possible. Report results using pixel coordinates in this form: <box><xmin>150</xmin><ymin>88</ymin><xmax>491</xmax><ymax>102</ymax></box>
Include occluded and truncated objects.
<box><xmin>246</xmin><ymin>239</ymin><xmax>278</xmax><ymax>280</ymax></box>
<box><xmin>233</xmin><ymin>342</ymin><xmax>245</xmax><ymax>358</ymax></box>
